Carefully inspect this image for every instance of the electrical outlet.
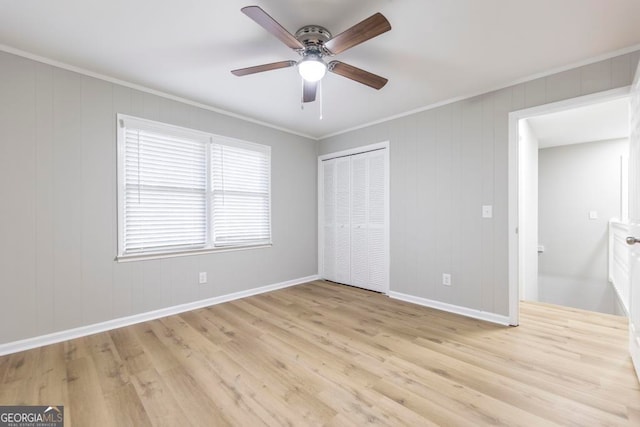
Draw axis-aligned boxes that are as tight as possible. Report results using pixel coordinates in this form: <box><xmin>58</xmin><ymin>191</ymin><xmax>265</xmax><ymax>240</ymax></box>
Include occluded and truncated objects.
<box><xmin>442</xmin><ymin>273</ymin><xmax>451</xmax><ymax>286</ymax></box>
<box><xmin>199</xmin><ymin>272</ymin><xmax>207</xmax><ymax>284</ymax></box>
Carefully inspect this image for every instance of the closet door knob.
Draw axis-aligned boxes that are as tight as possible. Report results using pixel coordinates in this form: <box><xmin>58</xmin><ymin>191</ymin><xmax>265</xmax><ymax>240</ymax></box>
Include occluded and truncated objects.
<box><xmin>626</xmin><ymin>236</ymin><xmax>640</xmax><ymax>245</ymax></box>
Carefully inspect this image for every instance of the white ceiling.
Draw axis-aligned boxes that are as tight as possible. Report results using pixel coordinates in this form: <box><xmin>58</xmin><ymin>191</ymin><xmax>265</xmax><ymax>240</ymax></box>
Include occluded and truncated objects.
<box><xmin>527</xmin><ymin>98</ymin><xmax>630</xmax><ymax>149</ymax></box>
<box><xmin>1</xmin><ymin>0</ymin><xmax>640</xmax><ymax>139</ymax></box>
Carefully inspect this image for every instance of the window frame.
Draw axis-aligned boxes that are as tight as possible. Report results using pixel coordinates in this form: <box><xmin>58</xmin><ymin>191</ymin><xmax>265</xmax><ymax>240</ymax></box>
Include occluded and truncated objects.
<box><xmin>116</xmin><ymin>114</ymin><xmax>272</xmax><ymax>261</ymax></box>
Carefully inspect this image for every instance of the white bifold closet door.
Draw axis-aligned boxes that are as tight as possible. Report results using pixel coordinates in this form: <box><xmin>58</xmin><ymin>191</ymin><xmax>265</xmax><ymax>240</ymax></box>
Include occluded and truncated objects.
<box><xmin>321</xmin><ymin>148</ymin><xmax>387</xmax><ymax>293</ymax></box>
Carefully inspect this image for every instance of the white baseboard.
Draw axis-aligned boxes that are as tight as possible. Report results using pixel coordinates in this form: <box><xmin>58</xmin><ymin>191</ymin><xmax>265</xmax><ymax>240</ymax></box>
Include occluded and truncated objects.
<box><xmin>388</xmin><ymin>291</ymin><xmax>512</xmax><ymax>326</ymax></box>
<box><xmin>0</xmin><ymin>275</ymin><xmax>320</xmax><ymax>356</ymax></box>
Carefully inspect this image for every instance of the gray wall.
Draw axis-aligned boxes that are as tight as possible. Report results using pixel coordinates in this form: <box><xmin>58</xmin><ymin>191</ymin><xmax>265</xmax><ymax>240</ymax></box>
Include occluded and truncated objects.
<box><xmin>0</xmin><ymin>51</ymin><xmax>318</xmax><ymax>345</ymax></box>
<box><xmin>319</xmin><ymin>51</ymin><xmax>640</xmax><ymax>317</ymax></box>
<box><xmin>538</xmin><ymin>138</ymin><xmax>628</xmax><ymax>314</ymax></box>
<box><xmin>2</xmin><ymin>48</ymin><xmax>639</xmax><ymax>345</ymax></box>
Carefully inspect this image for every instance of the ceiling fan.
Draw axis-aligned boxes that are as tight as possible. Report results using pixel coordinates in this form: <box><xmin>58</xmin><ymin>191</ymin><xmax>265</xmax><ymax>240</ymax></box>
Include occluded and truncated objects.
<box><xmin>231</xmin><ymin>6</ymin><xmax>391</xmax><ymax>103</ymax></box>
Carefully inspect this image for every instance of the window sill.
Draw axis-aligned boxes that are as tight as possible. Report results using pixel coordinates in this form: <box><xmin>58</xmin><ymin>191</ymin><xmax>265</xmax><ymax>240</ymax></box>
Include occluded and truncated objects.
<box><xmin>115</xmin><ymin>243</ymin><xmax>272</xmax><ymax>262</ymax></box>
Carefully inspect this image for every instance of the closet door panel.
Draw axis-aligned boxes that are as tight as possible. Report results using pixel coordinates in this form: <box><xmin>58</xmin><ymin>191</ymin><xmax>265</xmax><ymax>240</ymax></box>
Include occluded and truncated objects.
<box><xmin>322</xmin><ymin>159</ymin><xmax>336</xmax><ymax>281</ymax></box>
<box><xmin>335</xmin><ymin>157</ymin><xmax>351</xmax><ymax>284</ymax></box>
<box><xmin>368</xmin><ymin>150</ymin><xmax>387</xmax><ymax>291</ymax></box>
<box><xmin>350</xmin><ymin>153</ymin><xmax>368</xmax><ymax>287</ymax></box>
<box><xmin>368</xmin><ymin>151</ymin><xmax>386</xmax><ymax>225</ymax></box>
<box><xmin>323</xmin><ymin>228</ymin><xmax>336</xmax><ymax>280</ymax></box>
<box><xmin>368</xmin><ymin>228</ymin><xmax>386</xmax><ymax>290</ymax></box>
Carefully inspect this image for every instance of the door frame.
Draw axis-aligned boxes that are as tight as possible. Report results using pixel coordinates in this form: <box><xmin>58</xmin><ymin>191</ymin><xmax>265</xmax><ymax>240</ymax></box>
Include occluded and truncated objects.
<box><xmin>507</xmin><ymin>86</ymin><xmax>631</xmax><ymax>325</ymax></box>
<box><xmin>318</xmin><ymin>141</ymin><xmax>390</xmax><ymax>294</ymax></box>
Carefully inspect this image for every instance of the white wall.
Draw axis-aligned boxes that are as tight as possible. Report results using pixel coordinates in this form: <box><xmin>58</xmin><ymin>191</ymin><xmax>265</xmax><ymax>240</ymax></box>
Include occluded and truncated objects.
<box><xmin>319</xmin><ymin>51</ymin><xmax>640</xmax><ymax>318</ymax></box>
<box><xmin>519</xmin><ymin>120</ymin><xmax>539</xmax><ymax>301</ymax></box>
<box><xmin>0</xmin><ymin>51</ymin><xmax>318</xmax><ymax>345</ymax></box>
<box><xmin>538</xmin><ymin>138</ymin><xmax>628</xmax><ymax>314</ymax></box>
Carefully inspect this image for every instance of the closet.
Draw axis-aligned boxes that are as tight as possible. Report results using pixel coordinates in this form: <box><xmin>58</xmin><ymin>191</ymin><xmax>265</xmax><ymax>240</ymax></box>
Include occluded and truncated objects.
<box><xmin>319</xmin><ymin>145</ymin><xmax>388</xmax><ymax>293</ymax></box>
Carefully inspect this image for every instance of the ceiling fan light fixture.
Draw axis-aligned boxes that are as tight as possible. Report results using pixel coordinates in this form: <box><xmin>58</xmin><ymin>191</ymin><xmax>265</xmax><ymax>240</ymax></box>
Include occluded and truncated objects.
<box><xmin>298</xmin><ymin>54</ymin><xmax>327</xmax><ymax>82</ymax></box>
<box><xmin>233</xmin><ymin>6</ymin><xmax>391</xmax><ymax>103</ymax></box>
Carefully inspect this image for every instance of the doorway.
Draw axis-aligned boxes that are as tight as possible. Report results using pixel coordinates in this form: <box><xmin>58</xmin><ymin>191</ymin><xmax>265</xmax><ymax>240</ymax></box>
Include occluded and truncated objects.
<box><xmin>508</xmin><ymin>87</ymin><xmax>631</xmax><ymax>325</ymax></box>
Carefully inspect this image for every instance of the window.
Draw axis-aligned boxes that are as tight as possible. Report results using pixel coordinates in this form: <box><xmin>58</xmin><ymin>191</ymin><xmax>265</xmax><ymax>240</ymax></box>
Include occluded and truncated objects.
<box><xmin>117</xmin><ymin>114</ymin><xmax>271</xmax><ymax>259</ymax></box>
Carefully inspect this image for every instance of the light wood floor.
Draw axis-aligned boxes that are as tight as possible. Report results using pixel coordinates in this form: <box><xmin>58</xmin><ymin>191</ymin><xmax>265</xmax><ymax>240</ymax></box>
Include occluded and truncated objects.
<box><xmin>1</xmin><ymin>280</ymin><xmax>639</xmax><ymax>426</ymax></box>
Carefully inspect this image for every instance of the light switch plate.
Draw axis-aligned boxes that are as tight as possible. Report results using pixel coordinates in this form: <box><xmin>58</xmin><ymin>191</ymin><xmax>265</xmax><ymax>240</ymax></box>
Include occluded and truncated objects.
<box><xmin>589</xmin><ymin>210</ymin><xmax>598</xmax><ymax>220</ymax></box>
<box><xmin>482</xmin><ymin>205</ymin><xmax>493</xmax><ymax>218</ymax></box>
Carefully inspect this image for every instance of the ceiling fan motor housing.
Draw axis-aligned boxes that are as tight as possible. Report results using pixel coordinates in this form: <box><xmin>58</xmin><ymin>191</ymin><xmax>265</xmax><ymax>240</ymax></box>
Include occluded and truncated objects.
<box><xmin>295</xmin><ymin>25</ymin><xmax>332</xmax><ymax>54</ymax></box>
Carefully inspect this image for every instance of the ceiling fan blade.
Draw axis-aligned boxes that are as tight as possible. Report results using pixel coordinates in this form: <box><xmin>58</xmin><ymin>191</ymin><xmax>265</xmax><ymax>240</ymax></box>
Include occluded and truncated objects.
<box><xmin>241</xmin><ymin>6</ymin><xmax>305</xmax><ymax>50</ymax></box>
<box><xmin>328</xmin><ymin>61</ymin><xmax>388</xmax><ymax>90</ymax></box>
<box><xmin>231</xmin><ymin>60</ymin><xmax>296</xmax><ymax>76</ymax></box>
<box><xmin>324</xmin><ymin>13</ymin><xmax>391</xmax><ymax>55</ymax></box>
<box><xmin>303</xmin><ymin>80</ymin><xmax>317</xmax><ymax>103</ymax></box>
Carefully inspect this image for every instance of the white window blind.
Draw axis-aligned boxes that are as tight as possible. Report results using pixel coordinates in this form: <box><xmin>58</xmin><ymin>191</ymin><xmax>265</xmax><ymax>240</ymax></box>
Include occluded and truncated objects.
<box><xmin>211</xmin><ymin>142</ymin><xmax>271</xmax><ymax>246</ymax></box>
<box><xmin>124</xmin><ymin>128</ymin><xmax>207</xmax><ymax>254</ymax></box>
<box><xmin>117</xmin><ymin>114</ymin><xmax>271</xmax><ymax>258</ymax></box>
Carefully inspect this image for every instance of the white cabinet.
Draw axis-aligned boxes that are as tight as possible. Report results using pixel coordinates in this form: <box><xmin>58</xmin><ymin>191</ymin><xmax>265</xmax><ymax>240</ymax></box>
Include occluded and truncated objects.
<box><xmin>320</xmin><ymin>147</ymin><xmax>388</xmax><ymax>293</ymax></box>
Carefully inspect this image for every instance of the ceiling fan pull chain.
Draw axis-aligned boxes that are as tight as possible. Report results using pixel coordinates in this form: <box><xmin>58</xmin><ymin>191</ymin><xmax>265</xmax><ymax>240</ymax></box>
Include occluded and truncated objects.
<box><xmin>319</xmin><ymin>79</ymin><xmax>323</xmax><ymax>120</ymax></box>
